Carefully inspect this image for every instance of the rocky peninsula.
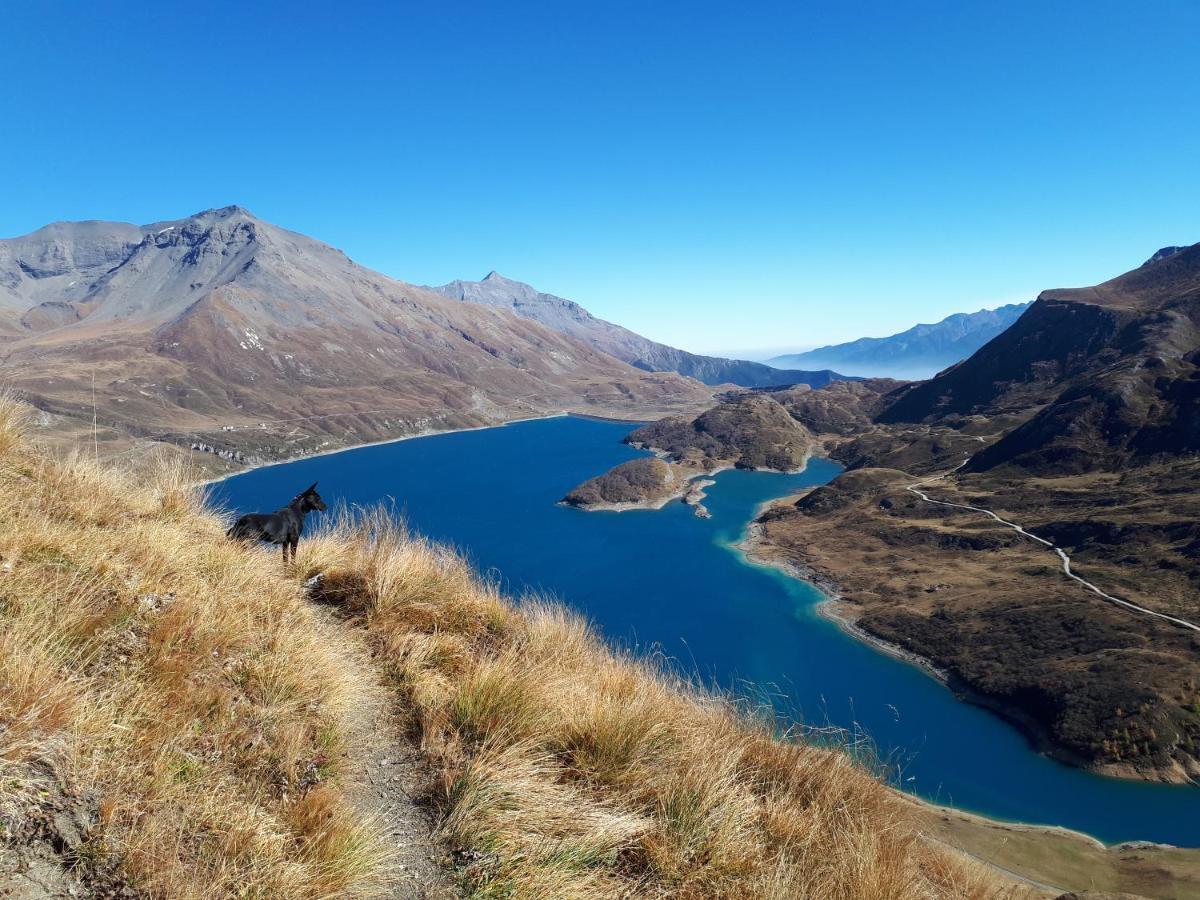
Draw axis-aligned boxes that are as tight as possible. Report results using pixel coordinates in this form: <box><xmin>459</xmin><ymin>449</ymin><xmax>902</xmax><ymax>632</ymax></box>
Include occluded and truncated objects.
<box><xmin>561</xmin><ymin>457</ymin><xmax>694</xmax><ymax>511</ymax></box>
<box><xmin>562</xmin><ymin>394</ymin><xmax>816</xmax><ymax>515</ymax></box>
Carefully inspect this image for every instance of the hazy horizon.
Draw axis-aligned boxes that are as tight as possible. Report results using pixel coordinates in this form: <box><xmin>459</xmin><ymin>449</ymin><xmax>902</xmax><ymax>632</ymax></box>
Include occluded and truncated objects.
<box><xmin>3</xmin><ymin>1</ymin><xmax>1197</xmax><ymax>350</ymax></box>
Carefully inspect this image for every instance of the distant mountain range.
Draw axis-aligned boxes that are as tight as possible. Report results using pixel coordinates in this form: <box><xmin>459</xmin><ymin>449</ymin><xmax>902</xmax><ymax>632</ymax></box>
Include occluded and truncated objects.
<box><xmin>430</xmin><ymin>272</ymin><xmax>846</xmax><ymax>389</ymax></box>
<box><xmin>766</xmin><ymin>302</ymin><xmax>1032</xmax><ymax>379</ymax></box>
<box><xmin>0</xmin><ymin>207</ymin><xmax>714</xmax><ymax>465</ymax></box>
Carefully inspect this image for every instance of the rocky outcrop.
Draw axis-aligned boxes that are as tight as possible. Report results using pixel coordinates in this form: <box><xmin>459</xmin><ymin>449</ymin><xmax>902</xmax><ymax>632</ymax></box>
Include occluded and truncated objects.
<box><xmin>682</xmin><ymin>478</ymin><xmax>715</xmax><ymax>518</ymax></box>
<box><xmin>563</xmin><ymin>393</ymin><xmax>817</xmax><ymax>518</ymax></box>
<box><xmin>773</xmin><ymin>378</ymin><xmax>907</xmax><ymax>436</ymax></box>
<box><xmin>562</xmin><ymin>457</ymin><xmax>688</xmax><ymax>510</ymax></box>
<box><xmin>627</xmin><ymin>393</ymin><xmax>816</xmax><ymax>471</ymax></box>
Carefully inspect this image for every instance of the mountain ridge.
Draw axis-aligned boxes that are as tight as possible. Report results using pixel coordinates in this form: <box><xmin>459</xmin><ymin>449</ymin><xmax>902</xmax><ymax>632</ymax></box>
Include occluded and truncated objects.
<box><xmin>882</xmin><ymin>242</ymin><xmax>1200</xmax><ymax>472</ymax></box>
<box><xmin>429</xmin><ymin>272</ymin><xmax>848</xmax><ymax>388</ymax></box>
<box><xmin>767</xmin><ymin>302</ymin><xmax>1032</xmax><ymax>379</ymax></box>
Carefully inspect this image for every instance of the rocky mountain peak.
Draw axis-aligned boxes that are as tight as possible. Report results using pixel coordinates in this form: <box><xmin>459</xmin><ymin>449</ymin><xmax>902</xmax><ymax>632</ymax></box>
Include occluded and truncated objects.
<box><xmin>200</xmin><ymin>204</ymin><xmax>256</xmax><ymax>221</ymax></box>
<box><xmin>1143</xmin><ymin>245</ymin><xmax>1189</xmax><ymax>267</ymax></box>
<box><xmin>138</xmin><ymin>206</ymin><xmax>267</xmax><ymax>252</ymax></box>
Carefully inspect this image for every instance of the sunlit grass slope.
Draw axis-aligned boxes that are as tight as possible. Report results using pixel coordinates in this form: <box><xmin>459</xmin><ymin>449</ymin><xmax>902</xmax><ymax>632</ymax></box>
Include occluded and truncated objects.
<box><xmin>0</xmin><ymin>396</ymin><xmax>385</xmax><ymax>898</ymax></box>
<box><xmin>301</xmin><ymin>510</ymin><xmax>1011</xmax><ymax>899</ymax></box>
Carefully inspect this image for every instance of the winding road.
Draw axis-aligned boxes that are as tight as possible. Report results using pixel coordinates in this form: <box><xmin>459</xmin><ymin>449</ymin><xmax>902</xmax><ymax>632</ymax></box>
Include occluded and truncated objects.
<box><xmin>906</xmin><ymin>460</ymin><xmax>1200</xmax><ymax>634</ymax></box>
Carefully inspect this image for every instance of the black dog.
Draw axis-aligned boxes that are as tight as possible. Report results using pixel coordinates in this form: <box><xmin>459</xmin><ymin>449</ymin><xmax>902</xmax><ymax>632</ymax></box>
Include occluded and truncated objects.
<box><xmin>227</xmin><ymin>482</ymin><xmax>328</xmax><ymax>565</ymax></box>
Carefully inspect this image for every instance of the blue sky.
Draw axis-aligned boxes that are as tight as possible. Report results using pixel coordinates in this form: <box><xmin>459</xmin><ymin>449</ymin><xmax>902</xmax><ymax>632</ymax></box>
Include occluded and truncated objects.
<box><xmin>2</xmin><ymin>1</ymin><xmax>1197</xmax><ymax>354</ymax></box>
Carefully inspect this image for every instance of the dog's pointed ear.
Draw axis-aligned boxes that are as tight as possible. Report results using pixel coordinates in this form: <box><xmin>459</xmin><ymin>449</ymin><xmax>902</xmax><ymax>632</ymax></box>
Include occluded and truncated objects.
<box><xmin>306</xmin><ymin>482</ymin><xmax>318</xmax><ymax>494</ymax></box>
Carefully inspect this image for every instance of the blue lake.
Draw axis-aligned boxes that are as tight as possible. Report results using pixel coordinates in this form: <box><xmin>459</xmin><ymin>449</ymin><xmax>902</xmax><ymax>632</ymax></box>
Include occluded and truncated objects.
<box><xmin>210</xmin><ymin>415</ymin><xmax>1199</xmax><ymax>846</ymax></box>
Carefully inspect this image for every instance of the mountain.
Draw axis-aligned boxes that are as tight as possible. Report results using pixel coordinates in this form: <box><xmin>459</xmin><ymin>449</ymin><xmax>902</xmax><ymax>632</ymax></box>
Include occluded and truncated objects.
<box><xmin>1144</xmin><ymin>245</ymin><xmax>1188</xmax><ymax>266</ymax></box>
<box><xmin>751</xmin><ymin>243</ymin><xmax>1200</xmax><ymax>782</ymax></box>
<box><xmin>881</xmin><ymin>244</ymin><xmax>1200</xmax><ymax>473</ymax></box>
<box><xmin>0</xmin><ymin>207</ymin><xmax>712</xmax><ymax>467</ymax></box>
<box><xmin>766</xmin><ymin>302</ymin><xmax>1032</xmax><ymax>379</ymax></box>
<box><xmin>430</xmin><ymin>271</ymin><xmax>846</xmax><ymax>388</ymax></box>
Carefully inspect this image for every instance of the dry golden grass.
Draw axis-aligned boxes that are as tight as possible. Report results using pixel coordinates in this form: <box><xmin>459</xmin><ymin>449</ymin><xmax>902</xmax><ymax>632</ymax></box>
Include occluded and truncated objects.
<box><xmin>0</xmin><ymin>395</ymin><xmax>388</xmax><ymax>898</ymax></box>
<box><xmin>300</xmin><ymin>509</ymin><xmax>1015</xmax><ymax>899</ymax></box>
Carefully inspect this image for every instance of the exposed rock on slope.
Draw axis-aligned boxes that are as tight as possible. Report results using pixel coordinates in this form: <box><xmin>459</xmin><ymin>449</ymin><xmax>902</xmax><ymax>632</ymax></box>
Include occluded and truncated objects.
<box><xmin>0</xmin><ymin>208</ymin><xmax>713</xmax><ymax>469</ymax></box>
<box><xmin>771</xmin><ymin>378</ymin><xmax>908</xmax><ymax>436</ymax></box>
<box><xmin>1144</xmin><ymin>245</ymin><xmax>1189</xmax><ymax>266</ymax></box>
<box><xmin>767</xmin><ymin>302</ymin><xmax>1031</xmax><ymax>379</ymax></box>
<box><xmin>432</xmin><ymin>271</ymin><xmax>847</xmax><ymax>388</ymax></box>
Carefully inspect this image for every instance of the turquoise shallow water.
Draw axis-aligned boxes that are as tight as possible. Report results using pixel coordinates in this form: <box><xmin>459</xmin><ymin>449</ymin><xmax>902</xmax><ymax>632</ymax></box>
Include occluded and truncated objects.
<box><xmin>210</xmin><ymin>415</ymin><xmax>1199</xmax><ymax>846</ymax></box>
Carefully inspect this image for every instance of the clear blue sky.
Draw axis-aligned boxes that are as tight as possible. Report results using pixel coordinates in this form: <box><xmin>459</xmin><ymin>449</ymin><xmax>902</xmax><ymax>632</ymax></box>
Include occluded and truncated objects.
<box><xmin>2</xmin><ymin>1</ymin><xmax>1197</xmax><ymax>354</ymax></box>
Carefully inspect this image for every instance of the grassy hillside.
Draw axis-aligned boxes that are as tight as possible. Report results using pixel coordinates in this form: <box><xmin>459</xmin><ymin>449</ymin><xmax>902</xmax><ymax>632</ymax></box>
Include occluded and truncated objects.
<box><xmin>0</xmin><ymin>395</ymin><xmax>385</xmax><ymax>897</ymax></box>
<box><xmin>0</xmin><ymin>396</ymin><xmax>1007</xmax><ymax>898</ymax></box>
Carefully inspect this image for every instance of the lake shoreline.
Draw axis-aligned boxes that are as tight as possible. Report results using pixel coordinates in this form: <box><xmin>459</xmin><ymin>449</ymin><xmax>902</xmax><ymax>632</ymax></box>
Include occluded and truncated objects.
<box><xmin>215</xmin><ymin>420</ymin><xmax>1200</xmax><ymax>852</ymax></box>
<box><xmin>565</xmin><ymin>446</ymin><xmax>815</xmax><ymax>516</ymax></box>
<box><xmin>201</xmin><ymin>412</ymin><xmax>569</xmax><ymax>487</ymax></box>
<box><xmin>896</xmin><ymin>790</ymin><xmax>1107</xmax><ymax>850</ymax></box>
<box><xmin>733</xmin><ymin>516</ymin><xmax>1178</xmax><ymax>850</ymax></box>
<box><xmin>737</xmin><ymin>506</ymin><xmax>1195</xmax><ymax>787</ymax></box>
